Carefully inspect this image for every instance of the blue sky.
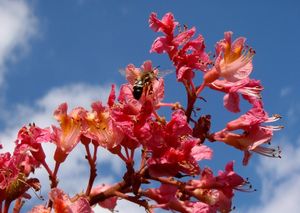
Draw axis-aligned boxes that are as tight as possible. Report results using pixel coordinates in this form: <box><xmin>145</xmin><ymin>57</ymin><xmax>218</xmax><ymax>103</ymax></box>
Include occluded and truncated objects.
<box><xmin>1</xmin><ymin>0</ymin><xmax>300</xmax><ymax>212</ymax></box>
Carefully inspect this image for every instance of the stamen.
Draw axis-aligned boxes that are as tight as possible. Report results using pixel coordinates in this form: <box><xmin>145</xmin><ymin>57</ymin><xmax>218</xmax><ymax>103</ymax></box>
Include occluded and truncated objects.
<box><xmin>253</xmin><ymin>145</ymin><xmax>281</xmax><ymax>158</ymax></box>
<box><xmin>222</xmin><ymin>48</ymin><xmax>254</xmax><ymax>77</ymax></box>
<box><xmin>211</xmin><ymin>82</ymin><xmax>223</xmax><ymax>90</ymax></box>
<box><xmin>261</xmin><ymin>125</ymin><xmax>284</xmax><ymax>131</ymax></box>
<box><xmin>235</xmin><ymin>177</ymin><xmax>256</xmax><ymax>192</ymax></box>
<box><xmin>239</xmin><ymin>87</ymin><xmax>262</xmax><ymax>98</ymax></box>
<box><xmin>265</xmin><ymin>114</ymin><xmax>282</xmax><ymax>123</ymax></box>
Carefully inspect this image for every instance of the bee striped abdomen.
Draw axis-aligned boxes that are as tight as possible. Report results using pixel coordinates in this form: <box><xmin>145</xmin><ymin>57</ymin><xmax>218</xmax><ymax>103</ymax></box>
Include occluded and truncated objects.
<box><xmin>133</xmin><ymin>79</ymin><xmax>144</xmax><ymax>100</ymax></box>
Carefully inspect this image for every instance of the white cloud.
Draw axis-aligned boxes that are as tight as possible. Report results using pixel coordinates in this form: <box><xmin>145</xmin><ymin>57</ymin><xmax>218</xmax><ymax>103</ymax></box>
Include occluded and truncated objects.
<box><xmin>243</xmin><ymin>136</ymin><xmax>300</xmax><ymax>213</ymax></box>
<box><xmin>0</xmin><ymin>0</ymin><xmax>37</xmax><ymax>85</ymax></box>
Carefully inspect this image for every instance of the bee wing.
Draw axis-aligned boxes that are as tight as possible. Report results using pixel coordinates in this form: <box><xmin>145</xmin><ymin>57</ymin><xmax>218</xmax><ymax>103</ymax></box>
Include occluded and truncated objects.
<box><xmin>119</xmin><ymin>64</ymin><xmax>140</xmax><ymax>85</ymax></box>
<box><xmin>119</xmin><ymin>68</ymin><xmax>126</xmax><ymax>76</ymax></box>
<box><xmin>157</xmin><ymin>69</ymin><xmax>174</xmax><ymax>78</ymax></box>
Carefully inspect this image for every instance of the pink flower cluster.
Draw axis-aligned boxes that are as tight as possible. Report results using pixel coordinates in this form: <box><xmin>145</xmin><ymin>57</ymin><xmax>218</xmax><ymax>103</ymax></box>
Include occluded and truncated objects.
<box><xmin>149</xmin><ymin>12</ymin><xmax>282</xmax><ymax>165</ymax></box>
<box><xmin>0</xmin><ymin>12</ymin><xmax>281</xmax><ymax>213</ymax></box>
<box><xmin>0</xmin><ymin>124</ymin><xmax>44</xmax><ymax>212</ymax></box>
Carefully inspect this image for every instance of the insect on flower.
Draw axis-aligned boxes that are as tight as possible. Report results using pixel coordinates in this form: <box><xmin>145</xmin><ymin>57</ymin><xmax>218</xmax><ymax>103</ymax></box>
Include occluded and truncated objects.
<box><xmin>120</xmin><ymin>61</ymin><xmax>173</xmax><ymax>100</ymax></box>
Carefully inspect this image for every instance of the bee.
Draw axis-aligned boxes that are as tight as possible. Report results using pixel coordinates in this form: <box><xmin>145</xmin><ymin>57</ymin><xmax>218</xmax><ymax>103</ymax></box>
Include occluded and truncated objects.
<box><xmin>132</xmin><ymin>69</ymin><xmax>157</xmax><ymax>100</ymax></box>
<box><xmin>120</xmin><ymin>61</ymin><xmax>173</xmax><ymax>100</ymax></box>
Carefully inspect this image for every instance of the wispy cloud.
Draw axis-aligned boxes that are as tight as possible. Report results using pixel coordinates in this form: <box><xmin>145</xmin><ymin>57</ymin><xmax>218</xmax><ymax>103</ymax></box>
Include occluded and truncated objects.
<box><xmin>0</xmin><ymin>0</ymin><xmax>37</xmax><ymax>86</ymax></box>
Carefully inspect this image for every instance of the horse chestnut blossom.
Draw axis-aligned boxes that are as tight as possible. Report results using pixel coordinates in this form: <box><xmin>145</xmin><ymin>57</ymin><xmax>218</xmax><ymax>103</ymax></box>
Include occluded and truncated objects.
<box><xmin>0</xmin><ymin>12</ymin><xmax>282</xmax><ymax>213</ymax></box>
<box><xmin>204</xmin><ymin>31</ymin><xmax>254</xmax><ymax>84</ymax></box>
<box><xmin>51</xmin><ymin>103</ymin><xmax>84</xmax><ymax>163</ymax></box>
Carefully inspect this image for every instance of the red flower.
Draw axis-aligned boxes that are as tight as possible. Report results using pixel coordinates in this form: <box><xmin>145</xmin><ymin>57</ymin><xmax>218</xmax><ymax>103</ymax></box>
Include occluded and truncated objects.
<box><xmin>28</xmin><ymin>205</ymin><xmax>50</xmax><ymax>213</ymax></box>
<box><xmin>146</xmin><ymin>110</ymin><xmax>212</xmax><ymax>177</ymax></box>
<box><xmin>189</xmin><ymin>161</ymin><xmax>245</xmax><ymax>212</ymax></box>
<box><xmin>16</xmin><ymin>124</ymin><xmax>51</xmax><ymax>163</ymax></box>
<box><xmin>205</xmin><ymin>31</ymin><xmax>254</xmax><ymax>84</ymax></box>
<box><xmin>209</xmin><ymin>78</ymin><xmax>263</xmax><ymax>113</ymax></box>
<box><xmin>213</xmin><ymin>126</ymin><xmax>279</xmax><ymax>165</ymax></box>
<box><xmin>226</xmin><ymin>100</ymin><xmax>280</xmax><ymax>131</ymax></box>
<box><xmin>144</xmin><ymin>184</ymin><xmax>214</xmax><ymax>213</ymax></box>
<box><xmin>149</xmin><ymin>12</ymin><xmax>178</xmax><ymax>34</ymax></box>
<box><xmin>51</xmin><ymin>103</ymin><xmax>85</xmax><ymax>163</ymax></box>
<box><xmin>49</xmin><ymin>188</ymin><xmax>93</xmax><ymax>213</ymax></box>
<box><xmin>149</xmin><ymin>13</ymin><xmax>210</xmax><ymax>82</ymax></box>
<box><xmin>0</xmin><ymin>152</ymin><xmax>18</xmax><ymax>190</ymax></box>
<box><xmin>82</xmin><ymin>101</ymin><xmax>124</xmax><ymax>149</ymax></box>
<box><xmin>0</xmin><ymin>149</ymin><xmax>41</xmax><ymax>204</ymax></box>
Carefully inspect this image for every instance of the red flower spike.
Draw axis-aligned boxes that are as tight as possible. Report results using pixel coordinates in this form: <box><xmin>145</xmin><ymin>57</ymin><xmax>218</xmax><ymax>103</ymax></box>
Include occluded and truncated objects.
<box><xmin>0</xmin><ymin>11</ymin><xmax>283</xmax><ymax>213</ymax></box>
